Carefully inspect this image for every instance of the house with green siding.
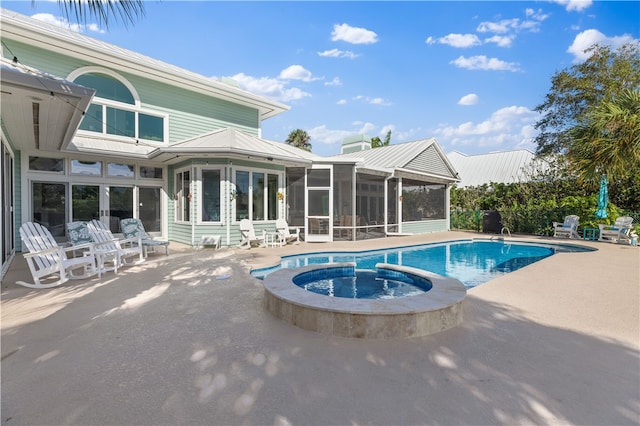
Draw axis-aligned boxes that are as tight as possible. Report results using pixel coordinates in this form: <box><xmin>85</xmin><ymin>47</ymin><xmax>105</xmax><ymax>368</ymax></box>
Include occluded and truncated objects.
<box><xmin>0</xmin><ymin>9</ymin><xmax>459</xmax><ymax>281</ymax></box>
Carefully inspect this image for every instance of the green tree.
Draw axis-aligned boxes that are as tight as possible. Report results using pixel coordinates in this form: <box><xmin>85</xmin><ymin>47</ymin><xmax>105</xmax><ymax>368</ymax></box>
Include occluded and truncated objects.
<box><xmin>569</xmin><ymin>89</ymin><xmax>640</xmax><ymax>183</ymax></box>
<box><xmin>53</xmin><ymin>0</ymin><xmax>145</xmax><ymax>28</ymax></box>
<box><xmin>285</xmin><ymin>129</ymin><xmax>312</xmax><ymax>152</ymax></box>
<box><xmin>371</xmin><ymin>130</ymin><xmax>391</xmax><ymax>148</ymax></box>
<box><xmin>534</xmin><ymin>43</ymin><xmax>640</xmax><ymax>155</ymax></box>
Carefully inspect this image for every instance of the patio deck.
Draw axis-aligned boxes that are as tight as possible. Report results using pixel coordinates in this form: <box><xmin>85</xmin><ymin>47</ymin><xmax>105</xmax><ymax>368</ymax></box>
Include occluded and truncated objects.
<box><xmin>1</xmin><ymin>231</ymin><xmax>638</xmax><ymax>425</ymax></box>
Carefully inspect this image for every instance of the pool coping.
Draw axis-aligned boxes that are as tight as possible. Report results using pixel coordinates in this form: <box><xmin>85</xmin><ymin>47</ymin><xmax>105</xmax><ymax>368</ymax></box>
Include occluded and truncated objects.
<box><xmin>263</xmin><ymin>262</ymin><xmax>467</xmax><ymax>339</ymax></box>
<box><xmin>251</xmin><ymin>237</ymin><xmax>596</xmax><ymax>277</ymax></box>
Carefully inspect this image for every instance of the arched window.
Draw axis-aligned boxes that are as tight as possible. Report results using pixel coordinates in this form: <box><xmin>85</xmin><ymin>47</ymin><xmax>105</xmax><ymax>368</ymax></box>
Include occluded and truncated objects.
<box><xmin>73</xmin><ymin>69</ymin><xmax>166</xmax><ymax>143</ymax></box>
<box><xmin>74</xmin><ymin>73</ymin><xmax>135</xmax><ymax>104</ymax></box>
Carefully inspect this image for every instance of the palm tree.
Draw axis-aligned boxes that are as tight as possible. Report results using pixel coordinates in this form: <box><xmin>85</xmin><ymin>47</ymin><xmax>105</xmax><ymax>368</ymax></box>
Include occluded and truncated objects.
<box><xmin>569</xmin><ymin>89</ymin><xmax>640</xmax><ymax>183</ymax></box>
<box><xmin>285</xmin><ymin>129</ymin><xmax>312</xmax><ymax>152</ymax></box>
<box><xmin>54</xmin><ymin>0</ymin><xmax>145</xmax><ymax>28</ymax></box>
<box><xmin>371</xmin><ymin>130</ymin><xmax>392</xmax><ymax>148</ymax></box>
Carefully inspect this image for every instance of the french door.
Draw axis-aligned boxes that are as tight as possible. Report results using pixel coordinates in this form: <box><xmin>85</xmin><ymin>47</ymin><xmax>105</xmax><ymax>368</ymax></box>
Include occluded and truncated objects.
<box><xmin>305</xmin><ymin>168</ymin><xmax>332</xmax><ymax>242</ymax></box>
<box><xmin>71</xmin><ymin>184</ymin><xmax>134</xmax><ymax>233</ymax></box>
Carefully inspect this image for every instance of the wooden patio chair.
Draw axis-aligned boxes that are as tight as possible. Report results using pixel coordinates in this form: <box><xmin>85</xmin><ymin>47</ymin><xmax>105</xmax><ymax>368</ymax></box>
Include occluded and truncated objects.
<box><xmin>86</xmin><ymin>219</ymin><xmax>145</xmax><ymax>267</ymax></box>
<box><xmin>67</xmin><ymin>221</ymin><xmax>120</xmax><ymax>277</ymax></box>
<box><xmin>238</xmin><ymin>219</ymin><xmax>265</xmax><ymax>248</ymax></box>
<box><xmin>17</xmin><ymin>222</ymin><xmax>97</xmax><ymax>289</ymax></box>
<box><xmin>276</xmin><ymin>218</ymin><xmax>300</xmax><ymax>245</ymax></box>
<box><xmin>120</xmin><ymin>218</ymin><xmax>169</xmax><ymax>256</ymax></box>
<box><xmin>599</xmin><ymin>216</ymin><xmax>634</xmax><ymax>243</ymax></box>
<box><xmin>552</xmin><ymin>215</ymin><xmax>580</xmax><ymax>239</ymax></box>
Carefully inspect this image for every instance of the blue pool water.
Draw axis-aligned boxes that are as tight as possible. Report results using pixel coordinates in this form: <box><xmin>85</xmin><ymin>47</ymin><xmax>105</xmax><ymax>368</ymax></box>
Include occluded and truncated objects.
<box><xmin>293</xmin><ymin>268</ymin><xmax>433</xmax><ymax>299</ymax></box>
<box><xmin>252</xmin><ymin>239</ymin><xmax>593</xmax><ymax>289</ymax></box>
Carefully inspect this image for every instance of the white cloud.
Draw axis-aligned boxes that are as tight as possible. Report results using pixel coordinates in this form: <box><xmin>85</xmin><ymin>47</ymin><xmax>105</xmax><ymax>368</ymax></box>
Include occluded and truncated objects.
<box><xmin>426</xmin><ymin>33</ymin><xmax>481</xmax><ymax>48</ymax></box>
<box><xmin>476</xmin><ymin>12</ymin><xmax>548</xmax><ymax>35</ymax></box>
<box><xmin>484</xmin><ymin>35</ymin><xmax>514</xmax><ymax>47</ymax></box>
<box><xmin>369</xmin><ymin>97</ymin><xmax>388</xmax><ymax>105</ymax></box>
<box><xmin>31</xmin><ymin>13</ymin><xmax>105</xmax><ymax>33</ymax></box>
<box><xmin>353</xmin><ymin>95</ymin><xmax>392</xmax><ymax>106</ymax></box>
<box><xmin>451</xmin><ymin>55</ymin><xmax>521</xmax><ymax>72</ymax></box>
<box><xmin>279</xmin><ymin>65</ymin><xmax>320</xmax><ymax>82</ymax></box>
<box><xmin>325</xmin><ymin>77</ymin><xmax>342</xmax><ymax>86</ymax></box>
<box><xmin>306</xmin><ymin>125</ymin><xmax>355</xmax><ymax>146</ymax></box>
<box><xmin>567</xmin><ymin>29</ymin><xmax>638</xmax><ymax>62</ymax></box>
<box><xmin>525</xmin><ymin>8</ymin><xmax>550</xmax><ymax>21</ymax></box>
<box><xmin>477</xmin><ymin>18</ymin><xmax>520</xmax><ymax>34</ymax></box>
<box><xmin>379</xmin><ymin>124</ymin><xmax>396</xmax><ymax>136</ymax></box>
<box><xmin>308</xmin><ymin>122</ymin><xmax>378</xmax><ymax>146</ymax></box>
<box><xmin>458</xmin><ymin>93</ymin><xmax>479</xmax><ymax>106</ymax></box>
<box><xmin>336</xmin><ymin>99</ymin><xmax>347</xmax><ymax>105</ymax></box>
<box><xmin>230</xmin><ymin>73</ymin><xmax>311</xmax><ymax>102</ymax></box>
<box><xmin>318</xmin><ymin>49</ymin><xmax>359</xmax><ymax>59</ymax></box>
<box><xmin>331</xmin><ymin>23</ymin><xmax>378</xmax><ymax>45</ymax></box>
<box><xmin>551</xmin><ymin>0</ymin><xmax>593</xmax><ymax>12</ymax></box>
<box><xmin>428</xmin><ymin>11</ymin><xmax>548</xmax><ymax>50</ymax></box>
<box><xmin>434</xmin><ymin>106</ymin><xmax>540</xmax><ymax>151</ymax></box>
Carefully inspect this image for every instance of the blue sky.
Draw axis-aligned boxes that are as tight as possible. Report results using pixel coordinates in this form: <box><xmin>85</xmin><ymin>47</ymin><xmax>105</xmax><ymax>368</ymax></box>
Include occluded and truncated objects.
<box><xmin>4</xmin><ymin>1</ymin><xmax>639</xmax><ymax>157</ymax></box>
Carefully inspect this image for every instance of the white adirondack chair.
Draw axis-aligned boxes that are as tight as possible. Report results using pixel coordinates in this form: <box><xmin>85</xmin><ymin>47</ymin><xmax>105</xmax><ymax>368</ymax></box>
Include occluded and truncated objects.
<box><xmin>86</xmin><ymin>219</ymin><xmax>145</xmax><ymax>267</ymax></box>
<box><xmin>599</xmin><ymin>216</ymin><xmax>634</xmax><ymax>243</ymax></box>
<box><xmin>552</xmin><ymin>215</ymin><xmax>580</xmax><ymax>239</ymax></box>
<box><xmin>238</xmin><ymin>219</ymin><xmax>265</xmax><ymax>248</ymax></box>
<box><xmin>120</xmin><ymin>218</ymin><xmax>169</xmax><ymax>256</ymax></box>
<box><xmin>276</xmin><ymin>218</ymin><xmax>300</xmax><ymax>245</ymax></box>
<box><xmin>17</xmin><ymin>222</ymin><xmax>97</xmax><ymax>289</ymax></box>
<box><xmin>67</xmin><ymin>221</ymin><xmax>120</xmax><ymax>277</ymax></box>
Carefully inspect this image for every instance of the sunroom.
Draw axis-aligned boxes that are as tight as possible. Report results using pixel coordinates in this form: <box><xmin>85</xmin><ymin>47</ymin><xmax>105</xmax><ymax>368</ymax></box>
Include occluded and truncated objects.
<box><xmin>284</xmin><ymin>138</ymin><xmax>460</xmax><ymax>242</ymax></box>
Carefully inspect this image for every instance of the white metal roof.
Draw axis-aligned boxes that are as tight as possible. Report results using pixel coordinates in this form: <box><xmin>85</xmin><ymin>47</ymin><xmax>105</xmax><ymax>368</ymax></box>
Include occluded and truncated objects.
<box><xmin>152</xmin><ymin>128</ymin><xmax>319</xmax><ymax>165</ymax></box>
<box><xmin>447</xmin><ymin>150</ymin><xmax>546</xmax><ymax>187</ymax></box>
<box><xmin>0</xmin><ymin>57</ymin><xmax>95</xmax><ymax>152</ymax></box>
<box><xmin>330</xmin><ymin>138</ymin><xmax>460</xmax><ymax>183</ymax></box>
<box><xmin>0</xmin><ymin>8</ymin><xmax>289</xmax><ymax>121</ymax></box>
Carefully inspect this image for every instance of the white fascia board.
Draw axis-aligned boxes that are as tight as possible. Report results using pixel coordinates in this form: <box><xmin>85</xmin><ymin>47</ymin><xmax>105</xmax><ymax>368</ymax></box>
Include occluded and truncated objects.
<box><xmin>155</xmin><ymin>147</ymin><xmax>312</xmax><ymax>165</ymax></box>
<box><xmin>394</xmin><ymin>167</ymin><xmax>461</xmax><ymax>184</ymax></box>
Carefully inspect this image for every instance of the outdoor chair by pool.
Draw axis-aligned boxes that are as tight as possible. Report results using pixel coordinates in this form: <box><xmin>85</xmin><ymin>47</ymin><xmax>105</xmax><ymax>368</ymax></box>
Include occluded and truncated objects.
<box><xmin>552</xmin><ymin>215</ymin><xmax>580</xmax><ymax>239</ymax></box>
<box><xmin>18</xmin><ymin>222</ymin><xmax>97</xmax><ymax>289</ymax></box>
<box><xmin>276</xmin><ymin>218</ymin><xmax>300</xmax><ymax>245</ymax></box>
<box><xmin>238</xmin><ymin>219</ymin><xmax>265</xmax><ymax>248</ymax></box>
<box><xmin>120</xmin><ymin>218</ymin><xmax>169</xmax><ymax>256</ymax></box>
<box><xmin>67</xmin><ymin>221</ymin><xmax>119</xmax><ymax>277</ymax></box>
<box><xmin>599</xmin><ymin>216</ymin><xmax>634</xmax><ymax>243</ymax></box>
<box><xmin>87</xmin><ymin>219</ymin><xmax>145</xmax><ymax>267</ymax></box>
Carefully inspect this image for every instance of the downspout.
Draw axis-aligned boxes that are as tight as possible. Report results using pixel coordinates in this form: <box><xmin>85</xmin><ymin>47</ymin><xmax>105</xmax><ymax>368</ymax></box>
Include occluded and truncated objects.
<box><xmin>384</xmin><ymin>176</ymin><xmax>390</xmax><ymax>236</ymax></box>
<box><xmin>191</xmin><ymin>165</ymin><xmax>196</xmax><ymax>247</ymax></box>
<box><xmin>446</xmin><ymin>184</ymin><xmax>451</xmax><ymax>231</ymax></box>
<box><xmin>226</xmin><ymin>161</ymin><xmax>232</xmax><ymax>246</ymax></box>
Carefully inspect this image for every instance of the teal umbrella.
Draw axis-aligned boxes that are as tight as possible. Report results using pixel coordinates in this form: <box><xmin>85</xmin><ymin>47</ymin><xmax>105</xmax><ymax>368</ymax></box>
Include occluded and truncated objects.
<box><xmin>595</xmin><ymin>175</ymin><xmax>608</xmax><ymax>219</ymax></box>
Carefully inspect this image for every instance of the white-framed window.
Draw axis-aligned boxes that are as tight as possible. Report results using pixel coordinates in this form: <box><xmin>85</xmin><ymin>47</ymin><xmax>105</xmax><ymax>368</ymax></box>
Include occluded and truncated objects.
<box><xmin>28</xmin><ymin>156</ymin><xmax>64</xmax><ymax>173</ymax></box>
<box><xmin>71</xmin><ymin>69</ymin><xmax>167</xmax><ymax>143</ymax></box>
<box><xmin>199</xmin><ymin>167</ymin><xmax>223</xmax><ymax>223</ymax></box>
<box><xmin>175</xmin><ymin>168</ymin><xmax>191</xmax><ymax>223</ymax></box>
<box><xmin>233</xmin><ymin>168</ymin><xmax>280</xmax><ymax>222</ymax></box>
<box><xmin>107</xmin><ymin>162</ymin><xmax>135</xmax><ymax>178</ymax></box>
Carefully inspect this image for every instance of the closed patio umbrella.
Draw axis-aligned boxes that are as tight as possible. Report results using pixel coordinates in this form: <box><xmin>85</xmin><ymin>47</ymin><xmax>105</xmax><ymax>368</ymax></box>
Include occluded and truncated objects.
<box><xmin>595</xmin><ymin>175</ymin><xmax>608</xmax><ymax>219</ymax></box>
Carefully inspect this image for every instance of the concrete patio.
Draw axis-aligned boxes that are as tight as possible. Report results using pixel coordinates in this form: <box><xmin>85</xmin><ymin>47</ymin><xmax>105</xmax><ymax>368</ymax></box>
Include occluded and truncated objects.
<box><xmin>1</xmin><ymin>231</ymin><xmax>638</xmax><ymax>425</ymax></box>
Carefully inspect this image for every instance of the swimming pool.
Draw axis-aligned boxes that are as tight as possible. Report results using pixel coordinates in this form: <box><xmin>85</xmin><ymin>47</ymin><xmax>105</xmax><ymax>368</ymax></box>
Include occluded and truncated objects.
<box><xmin>252</xmin><ymin>239</ymin><xmax>593</xmax><ymax>288</ymax></box>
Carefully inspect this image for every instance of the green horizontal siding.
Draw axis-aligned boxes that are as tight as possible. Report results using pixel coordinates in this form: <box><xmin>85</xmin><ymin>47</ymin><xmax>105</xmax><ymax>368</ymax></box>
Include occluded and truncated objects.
<box><xmin>3</xmin><ymin>41</ymin><xmax>261</xmax><ymax>144</ymax></box>
<box><xmin>401</xmin><ymin>219</ymin><xmax>448</xmax><ymax>234</ymax></box>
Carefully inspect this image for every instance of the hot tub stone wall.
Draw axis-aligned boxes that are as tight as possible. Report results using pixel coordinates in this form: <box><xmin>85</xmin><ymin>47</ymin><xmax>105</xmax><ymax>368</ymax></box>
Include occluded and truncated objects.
<box><xmin>262</xmin><ymin>262</ymin><xmax>466</xmax><ymax>339</ymax></box>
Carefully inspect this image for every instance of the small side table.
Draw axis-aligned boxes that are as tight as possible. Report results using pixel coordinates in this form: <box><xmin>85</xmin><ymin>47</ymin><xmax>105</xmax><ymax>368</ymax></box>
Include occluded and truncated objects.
<box><xmin>583</xmin><ymin>228</ymin><xmax>599</xmax><ymax>241</ymax></box>
<box><xmin>264</xmin><ymin>231</ymin><xmax>282</xmax><ymax>248</ymax></box>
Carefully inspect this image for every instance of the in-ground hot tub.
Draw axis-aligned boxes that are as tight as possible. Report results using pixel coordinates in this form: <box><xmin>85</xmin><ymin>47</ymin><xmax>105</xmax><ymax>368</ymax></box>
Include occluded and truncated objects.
<box><xmin>263</xmin><ymin>263</ymin><xmax>466</xmax><ymax>339</ymax></box>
